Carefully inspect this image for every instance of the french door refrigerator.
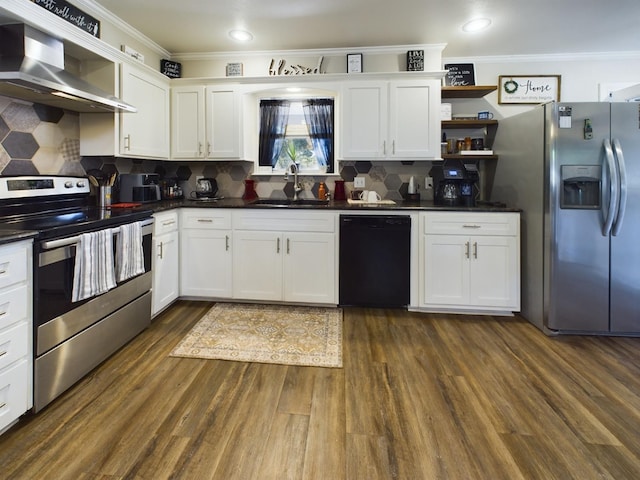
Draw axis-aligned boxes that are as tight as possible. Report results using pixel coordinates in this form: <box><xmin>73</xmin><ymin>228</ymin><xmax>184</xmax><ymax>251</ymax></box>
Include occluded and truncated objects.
<box><xmin>491</xmin><ymin>102</ymin><xmax>640</xmax><ymax>335</ymax></box>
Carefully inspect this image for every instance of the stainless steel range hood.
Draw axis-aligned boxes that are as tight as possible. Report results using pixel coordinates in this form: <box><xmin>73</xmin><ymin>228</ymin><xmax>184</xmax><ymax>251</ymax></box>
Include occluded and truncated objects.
<box><xmin>0</xmin><ymin>23</ymin><xmax>136</xmax><ymax>113</ymax></box>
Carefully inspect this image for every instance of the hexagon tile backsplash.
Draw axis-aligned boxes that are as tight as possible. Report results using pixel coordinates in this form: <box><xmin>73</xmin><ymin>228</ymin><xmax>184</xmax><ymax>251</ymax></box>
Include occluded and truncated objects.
<box><xmin>0</xmin><ymin>95</ymin><xmax>433</xmax><ymax>200</ymax></box>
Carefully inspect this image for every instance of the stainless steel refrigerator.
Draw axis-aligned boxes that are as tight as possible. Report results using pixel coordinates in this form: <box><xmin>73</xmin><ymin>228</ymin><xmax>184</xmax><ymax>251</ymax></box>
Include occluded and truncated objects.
<box><xmin>491</xmin><ymin>102</ymin><xmax>640</xmax><ymax>335</ymax></box>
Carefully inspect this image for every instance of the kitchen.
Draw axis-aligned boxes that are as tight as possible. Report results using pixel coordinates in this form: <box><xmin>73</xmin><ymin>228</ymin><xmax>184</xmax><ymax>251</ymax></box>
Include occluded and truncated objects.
<box><xmin>1</xmin><ymin>0</ymin><xmax>640</xmax><ymax>478</ymax></box>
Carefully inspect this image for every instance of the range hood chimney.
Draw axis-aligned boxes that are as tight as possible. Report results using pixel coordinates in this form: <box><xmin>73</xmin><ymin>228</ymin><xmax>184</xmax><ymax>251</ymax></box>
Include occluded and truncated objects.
<box><xmin>0</xmin><ymin>23</ymin><xmax>136</xmax><ymax>113</ymax></box>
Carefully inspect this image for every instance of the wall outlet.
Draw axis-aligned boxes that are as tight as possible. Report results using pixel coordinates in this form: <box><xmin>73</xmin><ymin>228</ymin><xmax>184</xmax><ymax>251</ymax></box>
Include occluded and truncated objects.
<box><xmin>425</xmin><ymin>176</ymin><xmax>433</xmax><ymax>189</ymax></box>
<box><xmin>354</xmin><ymin>177</ymin><xmax>365</xmax><ymax>188</ymax></box>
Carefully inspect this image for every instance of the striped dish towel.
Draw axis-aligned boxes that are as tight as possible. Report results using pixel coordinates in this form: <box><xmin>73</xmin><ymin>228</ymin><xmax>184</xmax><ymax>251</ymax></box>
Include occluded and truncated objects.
<box><xmin>72</xmin><ymin>229</ymin><xmax>116</xmax><ymax>302</ymax></box>
<box><xmin>116</xmin><ymin>221</ymin><xmax>145</xmax><ymax>282</ymax></box>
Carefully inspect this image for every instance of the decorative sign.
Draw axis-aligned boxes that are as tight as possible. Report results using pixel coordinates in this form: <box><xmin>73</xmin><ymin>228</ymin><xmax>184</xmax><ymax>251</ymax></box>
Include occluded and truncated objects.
<box><xmin>347</xmin><ymin>53</ymin><xmax>363</xmax><ymax>73</ymax></box>
<box><xmin>269</xmin><ymin>56</ymin><xmax>325</xmax><ymax>76</ymax></box>
<box><xmin>498</xmin><ymin>75</ymin><xmax>561</xmax><ymax>104</ymax></box>
<box><xmin>226</xmin><ymin>63</ymin><xmax>243</xmax><ymax>77</ymax></box>
<box><xmin>444</xmin><ymin>63</ymin><xmax>476</xmax><ymax>86</ymax></box>
<box><xmin>407</xmin><ymin>50</ymin><xmax>424</xmax><ymax>71</ymax></box>
<box><xmin>160</xmin><ymin>59</ymin><xmax>182</xmax><ymax>78</ymax></box>
<box><xmin>31</xmin><ymin>0</ymin><xmax>101</xmax><ymax>37</ymax></box>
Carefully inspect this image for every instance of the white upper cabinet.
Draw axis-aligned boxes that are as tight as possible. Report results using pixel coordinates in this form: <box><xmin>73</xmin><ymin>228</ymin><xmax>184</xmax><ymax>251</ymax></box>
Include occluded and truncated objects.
<box><xmin>120</xmin><ymin>63</ymin><xmax>170</xmax><ymax>159</ymax></box>
<box><xmin>80</xmin><ymin>62</ymin><xmax>170</xmax><ymax>159</ymax></box>
<box><xmin>171</xmin><ymin>85</ymin><xmax>242</xmax><ymax>160</ymax></box>
<box><xmin>341</xmin><ymin>79</ymin><xmax>440</xmax><ymax>160</ymax></box>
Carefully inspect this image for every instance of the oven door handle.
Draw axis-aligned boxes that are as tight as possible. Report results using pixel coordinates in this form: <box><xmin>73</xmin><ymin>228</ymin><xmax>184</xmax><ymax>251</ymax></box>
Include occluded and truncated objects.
<box><xmin>40</xmin><ymin>219</ymin><xmax>154</xmax><ymax>251</ymax></box>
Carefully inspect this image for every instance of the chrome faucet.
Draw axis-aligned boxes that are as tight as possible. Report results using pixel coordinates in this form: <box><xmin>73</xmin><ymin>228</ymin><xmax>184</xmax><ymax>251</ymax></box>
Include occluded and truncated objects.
<box><xmin>285</xmin><ymin>163</ymin><xmax>303</xmax><ymax>200</ymax></box>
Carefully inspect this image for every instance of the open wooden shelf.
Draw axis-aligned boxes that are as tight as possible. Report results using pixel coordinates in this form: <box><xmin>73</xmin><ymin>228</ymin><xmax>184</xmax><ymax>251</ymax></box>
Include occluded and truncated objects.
<box><xmin>441</xmin><ymin>85</ymin><xmax>497</xmax><ymax>99</ymax></box>
<box><xmin>441</xmin><ymin>153</ymin><xmax>498</xmax><ymax>161</ymax></box>
<box><xmin>442</xmin><ymin>119</ymin><xmax>498</xmax><ymax>129</ymax></box>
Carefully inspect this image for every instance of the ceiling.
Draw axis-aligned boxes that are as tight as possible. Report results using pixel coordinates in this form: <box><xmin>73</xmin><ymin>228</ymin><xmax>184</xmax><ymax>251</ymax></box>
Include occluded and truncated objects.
<box><xmin>92</xmin><ymin>0</ymin><xmax>640</xmax><ymax>58</ymax></box>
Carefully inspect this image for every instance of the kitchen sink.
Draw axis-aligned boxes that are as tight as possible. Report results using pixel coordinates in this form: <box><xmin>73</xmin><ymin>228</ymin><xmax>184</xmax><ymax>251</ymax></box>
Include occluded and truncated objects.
<box><xmin>250</xmin><ymin>198</ymin><xmax>329</xmax><ymax>207</ymax></box>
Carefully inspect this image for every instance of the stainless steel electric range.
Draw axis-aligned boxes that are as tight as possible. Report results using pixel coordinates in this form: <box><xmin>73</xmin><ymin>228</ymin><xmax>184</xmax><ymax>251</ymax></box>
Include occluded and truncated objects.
<box><xmin>0</xmin><ymin>176</ymin><xmax>154</xmax><ymax>412</ymax></box>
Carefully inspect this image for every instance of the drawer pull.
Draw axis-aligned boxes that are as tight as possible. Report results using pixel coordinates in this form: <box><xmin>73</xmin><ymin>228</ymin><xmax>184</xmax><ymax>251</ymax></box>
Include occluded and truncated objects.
<box><xmin>197</xmin><ymin>219</ymin><xmax>213</xmax><ymax>223</ymax></box>
<box><xmin>0</xmin><ymin>311</ymin><xmax>6</xmax><ymax>317</ymax></box>
<box><xmin>0</xmin><ymin>350</ymin><xmax>6</xmax><ymax>357</ymax></box>
<box><xmin>462</xmin><ymin>224</ymin><xmax>482</xmax><ymax>229</ymax></box>
<box><xmin>0</xmin><ymin>402</ymin><xmax>5</xmax><ymax>409</ymax></box>
<box><xmin>162</xmin><ymin>220</ymin><xmax>176</xmax><ymax>226</ymax></box>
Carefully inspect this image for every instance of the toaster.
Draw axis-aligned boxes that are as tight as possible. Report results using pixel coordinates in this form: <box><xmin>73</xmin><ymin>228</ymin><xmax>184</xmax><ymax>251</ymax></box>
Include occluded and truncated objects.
<box><xmin>119</xmin><ymin>173</ymin><xmax>161</xmax><ymax>203</ymax></box>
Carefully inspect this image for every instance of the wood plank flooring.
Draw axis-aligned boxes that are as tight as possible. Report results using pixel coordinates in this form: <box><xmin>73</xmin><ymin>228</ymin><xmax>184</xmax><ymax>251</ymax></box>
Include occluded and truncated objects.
<box><xmin>1</xmin><ymin>301</ymin><xmax>640</xmax><ymax>479</ymax></box>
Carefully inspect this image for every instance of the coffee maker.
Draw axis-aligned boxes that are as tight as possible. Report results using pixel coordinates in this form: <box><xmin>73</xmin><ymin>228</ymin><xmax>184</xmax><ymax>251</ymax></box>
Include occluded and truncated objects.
<box><xmin>430</xmin><ymin>159</ymin><xmax>479</xmax><ymax>206</ymax></box>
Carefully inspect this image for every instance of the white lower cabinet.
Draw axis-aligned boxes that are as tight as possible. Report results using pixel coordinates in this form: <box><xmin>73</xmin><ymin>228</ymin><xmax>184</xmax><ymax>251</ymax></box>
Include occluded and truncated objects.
<box><xmin>0</xmin><ymin>239</ymin><xmax>32</xmax><ymax>434</ymax></box>
<box><xmin>180</xmin><ymin>209</ymin><xmax>233</xmax><ymax>298</ymax></box>
<box><xmin>232</xmin><ymin>211</ymin><xmax>337</xmax><ymax>304</ymax></box>
<box><xmin>152</xmin><ymin>211</ymin><xmax>180</xmax><ymax>316</ymax></box>
<box><xmin>421</xmin><ymin>212</ymin><xmax>520</xmax><ymax>313</ymax></box>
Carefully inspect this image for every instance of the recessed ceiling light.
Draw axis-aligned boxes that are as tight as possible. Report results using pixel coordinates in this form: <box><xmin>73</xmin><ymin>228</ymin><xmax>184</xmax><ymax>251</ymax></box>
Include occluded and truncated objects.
<box><xmin>229</xmin><ymin>29</ymin><xmax>253</xmax><ymax>42</ymax></box>
<box><xmin>462</xmin><ymin>18</ymin><xmax>492</xmax><ymax>33</ymax></box>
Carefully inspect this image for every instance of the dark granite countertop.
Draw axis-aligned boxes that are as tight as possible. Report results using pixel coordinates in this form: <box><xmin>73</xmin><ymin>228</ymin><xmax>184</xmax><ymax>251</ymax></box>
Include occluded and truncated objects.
<box><xmin>0</xmin><ymin>230</ymin><xmax>38</xmax><ymax>246</ymax></box>
<box><xmin>145</xmin><ymin>198</ymin><xmax>521</xmax><ymax>214</ymax></box>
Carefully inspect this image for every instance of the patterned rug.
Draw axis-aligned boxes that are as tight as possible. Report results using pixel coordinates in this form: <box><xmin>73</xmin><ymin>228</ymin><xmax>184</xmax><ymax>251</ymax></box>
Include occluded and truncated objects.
<box><xmin>170</xmin><ymin>303</ymin><xmax>343</xmax><ymax>368</ymax></box>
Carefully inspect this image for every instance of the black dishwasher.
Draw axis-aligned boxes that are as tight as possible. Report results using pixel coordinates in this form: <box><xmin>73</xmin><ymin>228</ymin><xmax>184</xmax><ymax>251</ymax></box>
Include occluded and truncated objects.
<box><xmin>339</xmin><ymin>215</ymin><xmax>411</xmax><ymax>307</ymax></box>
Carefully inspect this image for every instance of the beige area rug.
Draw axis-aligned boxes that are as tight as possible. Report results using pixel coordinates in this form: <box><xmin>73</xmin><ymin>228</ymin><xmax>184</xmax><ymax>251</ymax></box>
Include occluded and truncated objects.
<box><xmin>170</xmin><ymin>303</ymin><xmax>343</xmax><ymax>368</ymax></box>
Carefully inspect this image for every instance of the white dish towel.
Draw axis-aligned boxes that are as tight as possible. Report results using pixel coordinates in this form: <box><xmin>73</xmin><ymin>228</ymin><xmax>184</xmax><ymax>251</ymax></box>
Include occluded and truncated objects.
<box><xmin>116</xmin><ymin>221</ymin><xmax>145</xmax><ymax>282</ymax></box>
<box><xmin>72</xmin><ymin>229</ymin><xmax>117</xmax><ymax>302</ymax></box>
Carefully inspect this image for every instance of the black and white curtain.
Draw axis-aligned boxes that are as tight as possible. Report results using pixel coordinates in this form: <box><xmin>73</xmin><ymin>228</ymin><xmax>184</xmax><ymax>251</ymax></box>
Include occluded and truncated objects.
<box><xmin>302</xmin><ymin>98</ymin><xmax>334</xmax><ymax>173</ymax></box>
<box><xmin>258</xmin><ymin>99</ymin><xmax>291</xmax><ymax>168</ymax></box>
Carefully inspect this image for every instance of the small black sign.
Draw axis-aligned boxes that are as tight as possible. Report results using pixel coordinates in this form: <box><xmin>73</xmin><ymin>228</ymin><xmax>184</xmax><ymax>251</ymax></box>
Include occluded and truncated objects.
<box><xmin>161</xmin><ymin>59</ymin><xmax>182</xmax><ymax>79</ymax></box>
<box><xmin>31</xmin><ymin>0</ymin><xmax>101</xmax><ymax>37</ymax></box>
<box><xmin>407</xmin><ymin>50</ymin><xmax>424</xmax><ymax>72</ymax></box>
<box><xmin>444</xmin><ymin>63</ymin><xmax>476</xmax><ymax>86</ymax></box>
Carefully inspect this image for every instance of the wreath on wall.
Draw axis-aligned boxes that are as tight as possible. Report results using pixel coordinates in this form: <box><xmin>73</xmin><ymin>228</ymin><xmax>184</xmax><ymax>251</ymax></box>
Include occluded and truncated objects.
<box><xmin>503</xmin><ymin>79</ymin><xmax>519</xmax><ymax>94</ymax></box>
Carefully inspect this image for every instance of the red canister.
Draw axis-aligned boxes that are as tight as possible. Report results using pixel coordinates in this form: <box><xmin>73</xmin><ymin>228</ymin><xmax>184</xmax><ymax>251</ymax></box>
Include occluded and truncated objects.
<box><xmin>334</xmin><ymin>180</ymin><xmax>346</xmax><ymax>201</ymax></box>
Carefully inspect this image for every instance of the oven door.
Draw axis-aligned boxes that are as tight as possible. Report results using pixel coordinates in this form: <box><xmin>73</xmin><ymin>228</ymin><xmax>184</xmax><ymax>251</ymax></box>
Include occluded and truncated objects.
<box><xmin>34</xmin><ymin>220</ymin><xmax>153</xmax><ymax>356</ymax></box>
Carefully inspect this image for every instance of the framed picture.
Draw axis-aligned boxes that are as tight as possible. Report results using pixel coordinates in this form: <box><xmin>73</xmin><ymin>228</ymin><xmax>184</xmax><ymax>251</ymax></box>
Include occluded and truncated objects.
<box><xmin>226</xmin><ymin>62</ymin><xmax>243</xmax><ymax>77</ymax></box>
<box><xmin>498</xmin><ymin>75</ymin><xmax>561</xmax><ymax>104</ymax></box>
<box><xmin>347</xmin><ymin>53</ymin><xmax>363</xmax><ymax>73</ymax></box>
<box><xmin>444</xmin><ymin>63</ymin><xmax>476</xmax><ymax>86</ymax></box>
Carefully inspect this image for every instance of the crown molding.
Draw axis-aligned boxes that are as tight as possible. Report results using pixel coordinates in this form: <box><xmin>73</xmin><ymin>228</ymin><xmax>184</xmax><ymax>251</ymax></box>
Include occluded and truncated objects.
<box><xmin>171</xmin><ymin>44</ymin><xmax>447</xmax><ymax>62</ymax></box>
<box><xmin>444</xmin><ymin>50</ymin><xmax>640</xmax><ymax>64</ymax></box>
<box><xmin>74</xmin><ymin>0</ymin><xmax>171</xmax><ymax>58</ymax></box>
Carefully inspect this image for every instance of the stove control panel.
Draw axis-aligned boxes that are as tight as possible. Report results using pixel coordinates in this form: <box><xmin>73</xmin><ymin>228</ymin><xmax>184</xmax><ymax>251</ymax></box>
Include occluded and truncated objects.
<box><xmin>0</xmin><ymin>176</ymin><xmax>91</xmax><ymax>199</ymax></box>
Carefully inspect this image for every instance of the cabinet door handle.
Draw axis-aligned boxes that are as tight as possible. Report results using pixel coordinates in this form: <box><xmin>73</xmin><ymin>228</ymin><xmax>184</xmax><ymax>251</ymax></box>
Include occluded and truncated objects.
<box><xmin>157</xmin><ymin>241</ymin><xmax>164</xmax><ymax>259</ymax></box>
<box><xmin>277</xmin><ymin>238</ymin><xmax>280</xmax><ymax>253</ymax></box>
<box><xmin>383</xmin><ymin>141</ymin><xmax>387</xmax><ymax>155</ymax></box>
<box><xmin>473</xmin><ymin>242</ymin><xmax>478</xmax><ymax>259</ymax></box>
<box><xmin>198</xmin><ymin>142</ymin><xmax>203</xmax><ymax>156</ymax></box>
<box><xmin>392</xmin><ymin>140</ymin><xmax>396</xmax><ymax>155</ymax></box>
<box><xmin>465</xmin><ymin>241</ymin><xmax>470</xmax><ymax>259</ymax></box>
<box><xmin>225</xmin><ymin>235</ymin><xmax>230</xmax><ymax>251</ymax></box>
<box><xmin>124</xmin><ymin>134</ymin><xmax>131</xmax><ymax>151</ymax></box>
<box><xmin>286</xmin><ymin>238</ymin><xmax>290</xmax><ymax>254</ymax></box>
<box><xmin>207</xmin><ymin>142</ymin><xmax>212</xmax><ymax>157</ymax></box>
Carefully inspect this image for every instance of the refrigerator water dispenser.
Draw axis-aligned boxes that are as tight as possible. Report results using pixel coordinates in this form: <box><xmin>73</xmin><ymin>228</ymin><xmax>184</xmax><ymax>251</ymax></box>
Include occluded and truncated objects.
<box><xmin>561</xmin><ymin>165</ymin><xmax>601</xmax><ymax>209</ymax></box>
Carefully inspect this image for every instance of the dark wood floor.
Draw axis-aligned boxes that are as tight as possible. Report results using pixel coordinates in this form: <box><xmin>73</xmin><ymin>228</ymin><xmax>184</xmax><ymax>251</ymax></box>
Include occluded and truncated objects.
<box><xmin>2</xmin><ymin>301</ymin><xmax>640</xmax><ymax>479</ymax></box>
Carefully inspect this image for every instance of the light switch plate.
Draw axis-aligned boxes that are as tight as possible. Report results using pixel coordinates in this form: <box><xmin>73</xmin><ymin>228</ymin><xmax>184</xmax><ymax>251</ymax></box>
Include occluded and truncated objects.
<box><xmin>354</xmin><ymin>177</ymin><xmax>365</xmax><ymax>188</ymax></box>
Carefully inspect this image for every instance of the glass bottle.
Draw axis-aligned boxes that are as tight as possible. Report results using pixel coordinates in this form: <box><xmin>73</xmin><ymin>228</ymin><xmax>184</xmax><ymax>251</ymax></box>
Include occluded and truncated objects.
<box><xmin>318</xmin><ymin>182</ymin><xmax>326</xmax><ymax>200</ymax></box>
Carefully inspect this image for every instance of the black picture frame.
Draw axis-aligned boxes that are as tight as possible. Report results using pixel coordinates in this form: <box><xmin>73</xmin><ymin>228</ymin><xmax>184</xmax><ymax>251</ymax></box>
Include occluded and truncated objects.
<box><xmin>347</xmin><ymin>54</ymin><xmax>363</xmax><ymax>73</ymax></box>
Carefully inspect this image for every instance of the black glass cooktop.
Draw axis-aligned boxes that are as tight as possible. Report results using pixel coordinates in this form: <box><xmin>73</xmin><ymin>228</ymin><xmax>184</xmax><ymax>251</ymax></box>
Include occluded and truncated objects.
<box><xmin>0</xmin><ymin>206</ymin><xmax>153</xmax><ymax>240</ymax></box>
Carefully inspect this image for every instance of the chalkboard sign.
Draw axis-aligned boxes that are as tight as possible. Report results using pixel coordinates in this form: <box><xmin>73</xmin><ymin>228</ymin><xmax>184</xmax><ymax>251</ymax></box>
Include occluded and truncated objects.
<box><xmin>161</xmin><ymin>59</ymin><xmax>182</xmax><ymax>79</ymax></box>
<box><xmin>444</xmin><ymin>63</ymin><xmax>476</xmax><ymax>86</ymax></box>
<box><xmin>407</xmin><ymin>50</ymin><xmax>424</xmax><ymax>71</ymax></box>
<box><xmin>31</xmin><ymin>0</ymin><xmax>100</xmax><ymax>38</ymax></box>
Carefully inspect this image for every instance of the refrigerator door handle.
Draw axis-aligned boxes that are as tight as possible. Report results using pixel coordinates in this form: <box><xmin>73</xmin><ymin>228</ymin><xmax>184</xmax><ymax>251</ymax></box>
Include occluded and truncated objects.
<box><xmin>602</xmin><ymin>139</ymin><xmax>619</xmax><ymax>236</ymax></box>
<box><xmin>611</xmin><ymin>138</ymin><xmax>627</xmax><ymax>236</ymax></box>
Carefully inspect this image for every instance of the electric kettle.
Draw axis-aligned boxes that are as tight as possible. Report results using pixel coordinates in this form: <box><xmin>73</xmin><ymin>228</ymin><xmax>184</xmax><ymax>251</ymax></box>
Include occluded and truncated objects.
<box><xmin>193</xmin><ymin>178</ymin><xmax>218</xmax><ymax>198</ymax></box>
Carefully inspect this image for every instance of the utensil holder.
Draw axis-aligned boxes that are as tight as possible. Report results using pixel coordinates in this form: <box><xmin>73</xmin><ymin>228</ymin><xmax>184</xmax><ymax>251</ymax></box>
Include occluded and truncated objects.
<box><xmin>98</xmin><ymin>186</ymin><xmax>112</xmax><ymax>209</ymax></box>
